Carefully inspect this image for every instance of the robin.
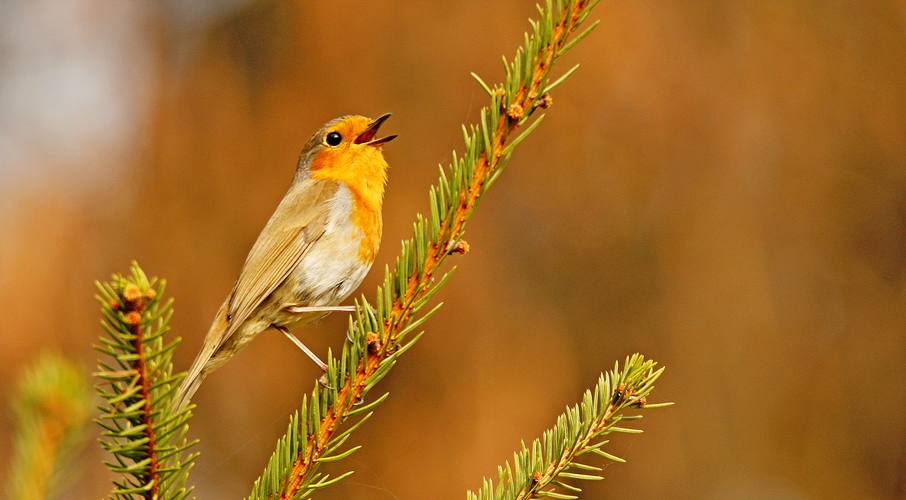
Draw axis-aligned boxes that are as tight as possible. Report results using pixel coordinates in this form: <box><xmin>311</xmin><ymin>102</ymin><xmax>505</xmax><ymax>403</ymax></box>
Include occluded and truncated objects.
<box><xmin>176</xmin><ymin>113</ymin><xmax>396</xmax><ymax>409</ymax></box>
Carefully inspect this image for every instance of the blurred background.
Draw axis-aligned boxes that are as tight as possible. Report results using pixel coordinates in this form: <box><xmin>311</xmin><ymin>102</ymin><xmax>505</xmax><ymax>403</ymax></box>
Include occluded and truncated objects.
<box><xmin>1</xmin><ymin>0</ymin><xmax>905</xmax><ymax>498</ymax></box>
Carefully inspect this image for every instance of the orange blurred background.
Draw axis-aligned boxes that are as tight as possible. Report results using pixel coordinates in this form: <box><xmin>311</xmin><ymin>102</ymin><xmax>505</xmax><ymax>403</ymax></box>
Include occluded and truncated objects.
<box><xmin>1</xmin><ymin>1</ymin><xmax>905</xmax><ymax>498</ymax></box>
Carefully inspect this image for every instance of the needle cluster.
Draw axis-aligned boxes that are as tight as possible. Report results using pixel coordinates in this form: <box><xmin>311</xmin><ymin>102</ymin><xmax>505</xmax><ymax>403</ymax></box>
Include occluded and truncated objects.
<box><xmin>94</xmin><ymin>263</ymin><xmax>197</xmax><ymax>500</ymax></box>
<box><xmin>5</xmin><ymin>353</ymin><xmax>92</xmax><ymax>500</ymax></box>
<box><xmin>469</xmin><ymin>355</ymin><xmax>671</xmax><ymax>500</ymax></box>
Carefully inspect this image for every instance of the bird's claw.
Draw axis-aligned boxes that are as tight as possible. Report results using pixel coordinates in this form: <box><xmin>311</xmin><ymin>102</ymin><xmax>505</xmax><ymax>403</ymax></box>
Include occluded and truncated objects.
<box><xmin>346</xmin><ymin>320</ymin><xmax>360</xmax><ymax>343</ymax></box>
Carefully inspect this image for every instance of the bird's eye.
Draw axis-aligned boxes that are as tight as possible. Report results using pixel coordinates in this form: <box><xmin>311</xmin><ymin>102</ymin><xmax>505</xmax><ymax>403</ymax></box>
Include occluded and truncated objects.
<box><xmin>325</xmin><ymin>131</ymin><xmax>342</xmax><ymax>146</ymax></box>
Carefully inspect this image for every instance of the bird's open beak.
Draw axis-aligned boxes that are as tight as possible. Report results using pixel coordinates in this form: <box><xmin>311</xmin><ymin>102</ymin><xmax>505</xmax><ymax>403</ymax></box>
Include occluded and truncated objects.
<box><xmin>354</xmin><ymin>113</ymin><xmax>397</xmax><ymax>146</ymax></box>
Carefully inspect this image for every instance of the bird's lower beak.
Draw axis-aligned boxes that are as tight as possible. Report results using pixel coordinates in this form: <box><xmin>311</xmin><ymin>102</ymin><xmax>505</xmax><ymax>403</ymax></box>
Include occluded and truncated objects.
<box><xmin>354</xmin><ymin>113</ymin><xmax>397</xmax><ymax>146</ymax></box>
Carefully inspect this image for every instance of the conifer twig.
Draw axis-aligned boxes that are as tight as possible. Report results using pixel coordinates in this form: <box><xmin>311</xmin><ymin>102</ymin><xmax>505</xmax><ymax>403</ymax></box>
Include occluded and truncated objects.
<box><xmin>5</xmin><ymin>353</ymin><xmax>92</xmax><ymax>500</ymax></box>
<box><xmin>94</xmin><ymin>263</ymin><xmax>197</xmax><ymax>500</ymax></box>
<box><xmin>468</xmin><ymin>354</ymin><xmax>672</xmax><ymax>500</ymax></box>
<box><xmin>247</xmin><ymin>1</ymin><xmax>604</xmax><ymax>498</ymax></box>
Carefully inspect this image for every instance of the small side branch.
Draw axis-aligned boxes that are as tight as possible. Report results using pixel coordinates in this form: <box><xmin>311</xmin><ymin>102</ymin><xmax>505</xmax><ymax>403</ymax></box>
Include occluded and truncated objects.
<box><xmin>470</xmin><ymin>355</ymin><xmax>671</xmax><ymax>500</ymax></box>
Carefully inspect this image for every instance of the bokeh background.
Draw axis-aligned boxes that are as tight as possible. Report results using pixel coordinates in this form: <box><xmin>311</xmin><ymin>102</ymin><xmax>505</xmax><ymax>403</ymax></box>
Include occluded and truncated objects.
<box><xmin>2</xmin><ymin>0</ymin><xmax>905</xmax><ymax>498</ymax></box>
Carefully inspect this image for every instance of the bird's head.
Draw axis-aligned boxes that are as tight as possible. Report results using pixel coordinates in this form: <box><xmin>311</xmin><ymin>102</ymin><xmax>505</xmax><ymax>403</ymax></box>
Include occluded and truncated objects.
<box><xmin>298</xmin><ymin>114</ymin><xmax>396</xmax><ymax>201</ymax></box>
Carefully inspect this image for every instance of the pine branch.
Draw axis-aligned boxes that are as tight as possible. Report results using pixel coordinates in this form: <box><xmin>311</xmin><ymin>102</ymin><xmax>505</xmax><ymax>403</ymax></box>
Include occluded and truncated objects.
<box><xmin>468</xmin><ymin>354</ymin><xmax>672</xmax><ymax>500</ymax></box>
<box><xmin>5</xmin><ymin>352</ymin><xmax>92</xmax><ymax>500</ymax></box>
<box><xmin>247</xmin><ymin>1</ymin><xmax>604</xmax><ymax>498</ymax></box>
<box><xmin>94</xmin><ymin>262</ymin><xmax>198</xmax><ymax>500</ymax></box>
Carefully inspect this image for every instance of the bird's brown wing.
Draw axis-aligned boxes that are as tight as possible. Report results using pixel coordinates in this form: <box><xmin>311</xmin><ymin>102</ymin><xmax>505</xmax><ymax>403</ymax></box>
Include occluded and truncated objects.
<box><xmin>217</xmin><ymin>178</ymin><xmax>339</xmax><ymax>352</ymax></box>
<box><xmin>177</xmin><ymin>178</ymin><xmax>339</xmax><ymax>409</ymax></box>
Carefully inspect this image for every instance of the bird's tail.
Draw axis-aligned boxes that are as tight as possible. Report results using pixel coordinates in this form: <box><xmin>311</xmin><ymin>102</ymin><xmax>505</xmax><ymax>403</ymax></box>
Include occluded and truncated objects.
<box><xmin>175</xmin><ymin>299</ymin><xmax>231</xmax><ymax>411</ymax></box>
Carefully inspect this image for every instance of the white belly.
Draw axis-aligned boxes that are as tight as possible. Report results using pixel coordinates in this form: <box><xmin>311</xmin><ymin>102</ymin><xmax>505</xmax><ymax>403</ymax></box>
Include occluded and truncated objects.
<box><xmin>291</xmin><ymin>225</ymin><xmax>371</xmax><ymax>306</ymax></box>
<box><xmin>263</xmin><ymin>183</ymin><xmax>376</xmax><ymax>329</ymax></box>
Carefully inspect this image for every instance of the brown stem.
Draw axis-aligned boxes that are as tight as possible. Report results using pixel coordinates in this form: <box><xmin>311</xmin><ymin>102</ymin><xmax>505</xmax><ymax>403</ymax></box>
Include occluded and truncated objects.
<box><xmin>124</xmin><ymin>297</ymin><xmax>159</xmax><ymax>497</ymax></box>
<box><xmin>278</xmin><ymin>2</ymin><xmax>592</xmax><ymax>497</ymax></box>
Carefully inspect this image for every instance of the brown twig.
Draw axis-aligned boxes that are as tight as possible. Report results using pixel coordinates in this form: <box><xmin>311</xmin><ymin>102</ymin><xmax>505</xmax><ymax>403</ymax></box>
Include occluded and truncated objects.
<box><xmin>122</xmin><ymin>285</ymin><xmax>159</xmax><ymax>498</ymax></box>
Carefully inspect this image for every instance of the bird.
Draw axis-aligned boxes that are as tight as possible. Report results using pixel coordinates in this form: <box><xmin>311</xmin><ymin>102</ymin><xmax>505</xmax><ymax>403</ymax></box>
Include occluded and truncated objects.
<box><xmin>175</xmin><ymin>113</ymin><xmax>396</xmax><ymax>410</ymax></box>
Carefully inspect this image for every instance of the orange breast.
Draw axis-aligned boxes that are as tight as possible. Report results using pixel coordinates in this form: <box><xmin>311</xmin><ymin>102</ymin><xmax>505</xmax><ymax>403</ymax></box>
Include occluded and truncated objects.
<box><xmin>347</xmin><ymin>187</ymin><xmax>382</xmax><ymax>263</ymax></box>
<box><xmin>308</xmin><ymin>139</ymin><xmax>388</xmax><ymax>264</ymax></box>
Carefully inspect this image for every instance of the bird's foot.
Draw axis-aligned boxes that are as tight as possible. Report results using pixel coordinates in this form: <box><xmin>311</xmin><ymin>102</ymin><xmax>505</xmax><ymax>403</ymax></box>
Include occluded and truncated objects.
<box><xmin>346</xmin><ymin>320</ymin><xmax>360</xmax><ymax>343</ymax></box>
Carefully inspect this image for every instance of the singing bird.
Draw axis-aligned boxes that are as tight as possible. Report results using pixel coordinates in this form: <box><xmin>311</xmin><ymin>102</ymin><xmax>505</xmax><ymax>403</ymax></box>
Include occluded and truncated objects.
<box><xmin>176</xmin><ymin>114</ymin><xmax>396</xmax><ymax>409</ymax></box>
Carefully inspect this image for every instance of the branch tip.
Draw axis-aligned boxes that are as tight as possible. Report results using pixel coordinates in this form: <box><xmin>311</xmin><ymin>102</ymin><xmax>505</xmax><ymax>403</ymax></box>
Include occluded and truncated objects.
<box><xmin>124</xmin><ymin>311</ymin><xmax>142</xmax><ymax>326</ymax></box>
<box><xmin>507</xmin><ymin>103</ymin><xmax>525</xmax><ymax>121</ymax></box>
<box><xmin>536</xmin><ymin>93</ymin><xmax>553</xmax><ymax>109</ymax></box>
<box><xmin>448</xmin><ymin>239</ymin><xmax>471</xmax><ymax>255</ymax></box>
<box><xmin>122</xmin><ymin>284</ymin><xmax>142</xmax><ymax>305</ymax></box>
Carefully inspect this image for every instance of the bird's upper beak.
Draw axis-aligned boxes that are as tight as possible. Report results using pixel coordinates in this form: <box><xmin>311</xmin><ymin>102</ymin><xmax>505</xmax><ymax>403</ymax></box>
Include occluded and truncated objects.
<box><xmin>354</xmin><ymin>113</ymin><xmax>397</xmax><ymax>146</ymax></box>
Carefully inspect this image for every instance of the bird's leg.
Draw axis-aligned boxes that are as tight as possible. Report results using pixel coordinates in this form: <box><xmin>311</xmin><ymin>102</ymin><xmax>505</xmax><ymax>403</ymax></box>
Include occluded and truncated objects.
<box><xmin>283</xmin><ymin>305</ymin><xmax>360</xmax><ymax>351</ymax></box>
<box><xmin>274</xmin><ymin>325</ymin><xmax>327</xmax><ymax>371</ymax></box>
<box><xmin>283</xmin><ymin>305</ymin><xmax>356</xmax><ymax>314</ymax></box>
